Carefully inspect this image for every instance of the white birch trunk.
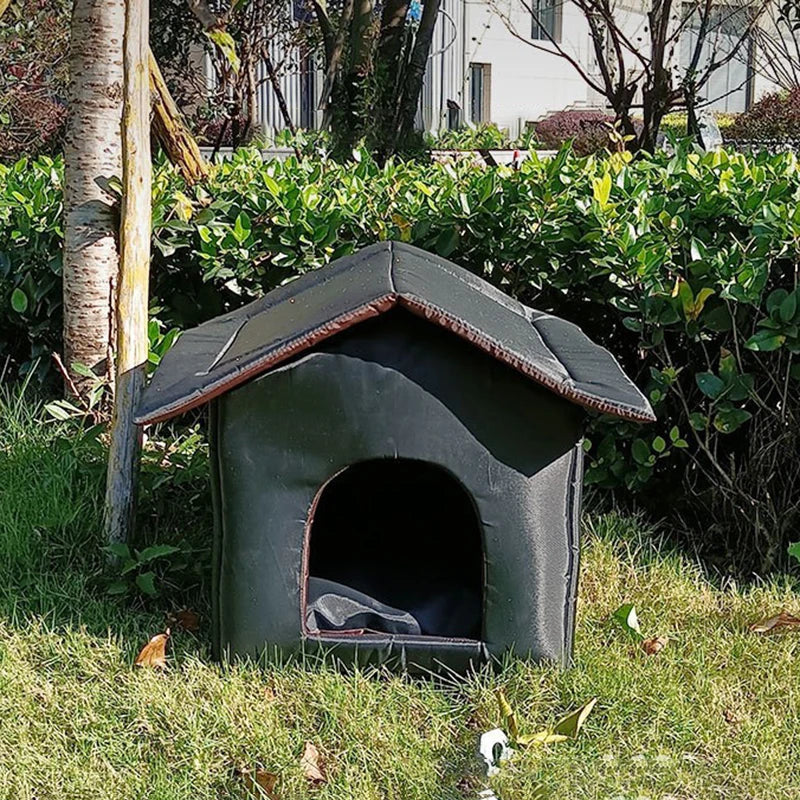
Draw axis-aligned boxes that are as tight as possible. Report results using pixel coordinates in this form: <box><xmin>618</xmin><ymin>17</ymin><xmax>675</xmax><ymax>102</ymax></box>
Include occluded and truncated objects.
<box><xmin>63</xmin><ymin>0</ymin><xmax>125</xmax><ymax>394</ymax></box>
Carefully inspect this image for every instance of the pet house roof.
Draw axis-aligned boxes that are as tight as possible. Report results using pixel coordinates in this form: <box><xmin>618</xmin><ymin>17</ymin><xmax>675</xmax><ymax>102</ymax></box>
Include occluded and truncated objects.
<box><xmin>136</xmin><ymin>241</ymin><xmax>655</xmax><ymax>425</ymax></box>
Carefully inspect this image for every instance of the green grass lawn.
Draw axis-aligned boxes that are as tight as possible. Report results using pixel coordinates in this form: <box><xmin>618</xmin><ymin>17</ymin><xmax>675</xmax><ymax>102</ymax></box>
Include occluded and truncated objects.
<box><xmin>1</xmin><ymin>391</ymin><xmax>799</xmax><ymax>800</ymax></box>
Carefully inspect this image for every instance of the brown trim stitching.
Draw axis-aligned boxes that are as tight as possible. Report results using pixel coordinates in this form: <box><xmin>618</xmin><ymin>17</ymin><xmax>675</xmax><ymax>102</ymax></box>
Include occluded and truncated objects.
<box><xmin>136</xmin><ymin>295</ymin><xmax>399</xmax><ymax>424</ymax></box>
<box><xmin>299</xmin><ymin>458</ymin><xmax>487</xmax><ymax>644</ymax></box>
<box><xmin>300</xmin><ymin>464</ymin><xmax>352</xmax><ymax>638</ymax></box>
<box><xmin>139</xmin><ymin>290</ymin><xmax>654</xmax><ymax>425</ymax></box>
<box><xmin>398</xmin><ymin>296</ymin><xmax>656</xmax><ymax>423</ymax></box>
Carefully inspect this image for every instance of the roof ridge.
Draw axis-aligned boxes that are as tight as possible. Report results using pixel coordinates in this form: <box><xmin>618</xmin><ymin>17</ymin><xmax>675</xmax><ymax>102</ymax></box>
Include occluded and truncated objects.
<box><xmin>136</xmin><ymin>244</ymin><xmax>655</xmax><ymax>425</ymax></box>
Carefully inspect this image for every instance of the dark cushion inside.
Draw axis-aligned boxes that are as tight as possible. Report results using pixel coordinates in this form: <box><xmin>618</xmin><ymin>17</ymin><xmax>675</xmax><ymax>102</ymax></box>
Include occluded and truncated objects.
<box><xmin>306</xmin><ymin>578</ymin><xmax>422</xmax><ymax>635</ymax></box>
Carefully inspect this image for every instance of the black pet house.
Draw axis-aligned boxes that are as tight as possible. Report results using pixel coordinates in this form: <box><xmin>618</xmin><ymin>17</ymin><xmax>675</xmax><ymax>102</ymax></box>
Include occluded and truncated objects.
<box><xmin>137</xmin><ymin>242</ymin><xmax>653</xmax><ymax>673</ymax></box>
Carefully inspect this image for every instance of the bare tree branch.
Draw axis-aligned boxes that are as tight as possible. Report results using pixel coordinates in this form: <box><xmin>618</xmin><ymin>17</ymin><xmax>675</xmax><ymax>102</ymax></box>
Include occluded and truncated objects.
<box><xmin>185</xmin><ymin>0</ymin><xmax>224</xmax><ymax>30</ymax></box>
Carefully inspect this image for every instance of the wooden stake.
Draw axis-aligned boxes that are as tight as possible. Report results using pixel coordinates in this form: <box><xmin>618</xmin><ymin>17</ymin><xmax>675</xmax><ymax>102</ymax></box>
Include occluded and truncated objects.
<box><xmin>149</xmin><ymin>51</ymin><xmax>210</xmax><ymax>185</ymax></box>
<box><xmin>104</xmin><ymin>0</ymin><xmax>151</xmax><ymax>547</ymax></box>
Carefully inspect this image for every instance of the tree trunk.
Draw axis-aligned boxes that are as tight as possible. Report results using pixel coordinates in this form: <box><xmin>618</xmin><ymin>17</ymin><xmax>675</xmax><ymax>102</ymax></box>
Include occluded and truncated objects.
<box><xmin>63</xmin><ymin>0</ymin><xmax>125</xmax><ymax>396</ymax></box>
<box><xmin>391</xmin><ymin>0</ymin><xmax>441</xmax><ymax>152</ymax></box>
<box><xmin>104</xmin><ymin>0</ymin><xmax>151</xmax><ymax>548</ymax></box>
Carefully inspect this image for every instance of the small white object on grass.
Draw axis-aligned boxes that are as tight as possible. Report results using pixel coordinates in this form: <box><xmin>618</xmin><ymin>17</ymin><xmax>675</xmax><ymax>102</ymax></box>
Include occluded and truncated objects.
<box><xmin>478</xmin><ymin>728</ymin><xmax>512</xmax><ymax>777</ymax></box>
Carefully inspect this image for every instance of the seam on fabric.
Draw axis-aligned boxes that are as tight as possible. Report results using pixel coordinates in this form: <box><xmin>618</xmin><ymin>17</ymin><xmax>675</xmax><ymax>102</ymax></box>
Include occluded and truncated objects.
<box><xmin>136</xmin><ymin>294</ymin><xmax>399</xmax><ymax>423</ymax></box>
<box><xmin>199</xmin><ymin>318</ymin><xmax>249</xmax><ymax>376</ymax></box>
<box><xmin>387</xmin><ymin>240</ymin><xmax>398</xmax><ymax>294</ymax></box>
<box><xmin>395</xmin><ymin>244</ymin><xmax>527</xmax><ymax>317</ymax></box>
<box><xmin>562</xmin><ymin>441</ymin><xmax>583</xmax><ymax>668</ymax></box>
<box><xmin>209</xmin><ymin>401</ymin><xmax>225</xmax><ymax>659</ymax></box>
<box><xmin>300</xmin><ymin>465</ymin><xmax>353</xmax><ymax>638</ymax></box>
<box><xmin>529</xmin><ymin>316</ymin><xmax>576</xmax><ymax>383</ymax></box>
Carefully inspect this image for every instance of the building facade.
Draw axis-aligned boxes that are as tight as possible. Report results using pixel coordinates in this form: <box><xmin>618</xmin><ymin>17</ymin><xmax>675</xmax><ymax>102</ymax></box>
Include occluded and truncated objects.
<box><xmin>242</xmin><ymin>0</ymin><xmax>781</xmax><ymax>140</ymax></box>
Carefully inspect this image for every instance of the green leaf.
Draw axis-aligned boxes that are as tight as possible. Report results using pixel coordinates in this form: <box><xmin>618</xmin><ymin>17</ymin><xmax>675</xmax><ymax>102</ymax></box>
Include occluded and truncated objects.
<box><xmin>766</xmin><ymin>288</ymin><xmax>788</xmax><ymax>315</ymax></box>
<box><xmin>11</xmin><ymin>287</ymin><xmax>27</xmax><ymax>313</ymax></box>
<box><xmin>205</xmin><ymin>28</ymin><xmax>240</xmax><ymax>73</ymax></box>
<box><xmin>713</xmin><ymin>406</ymin><xmax>752</xmax><ymax>433</ymax></box>
<box><xmin>263</xmin><ymin>174</ymin><xmax>281</xmax><ymax>197</ymax></box>
<box><xmin>631</xmin><ymin>438</ymin><xmax>651</xmax><ymax>465</ymax></box>
<box><xmin>137</xmin><ymin>544</ymin><xmax>181</xmax><ymax>564</ymax></box>
<box><xmin>435</xmin><ymin>227</ymin><xmax>459</xmax><ymax>257</ymax></box>
<box><xmin>44</xmin><ymin>400</ymin><xmax>81</xmax><ymax>421</ymax></box>
<box><xmin>106</xmin><ymin>581</ymin><xmax>129</xmax><ymax>596</ymax></box>
<box><xmin>553</xmin><ymin>698</ymin><xmax>598</xmax><ymax>739</ymax></box>
<box><xmin>622</xmin><ymin>316</ymin><xmax>642</xmax><ymax>332</ymax></box>
<box><xmin>135</xmin><ymin>571</ymin><xmax>158</xmax><ymax>597</ymax></box>
<box><xmin>718</xmin><ymin>350</ymin><xmax>736</xmax><ymax>381</ymax></box>
<box><xmin>689</xmin><ymin>411</ymin><xmax>707</xmax><ymax>430</ymax></box>
<box><xmin>746</xmin><ymin>330</ymin><xmax>785</xmax><ymax>351</ymax></box>
<box><xmin>70</xmin><ymin>362</ymin><xmax>95</xmax><ymax>378</ymax></box>
<box><xmin>695</xmin><ymin>372</ymin><xmax>725</xmax><ymax>399</ymax></box>
<box><xmin>780</xmin><ymin>291</ymin><xmax>798</xmax><ymax>323</ymax></box>
<box><xmin>232</xmin><ymin>212</ymin><xmax>251</xmax><ymax>244</ymax></box>
<box><xmin>592</xmin><ymin>172</ymin><xmax>612</xmax><ymax>208</ymax></box>
<box><xmin>652</xmin><ymin>436</ymin><xmax>666</xmax><ymax>453</ymax></box>
<box><xmin>120</xmin><ymin>558</ymin><xmax>140</xmax><ymax>576</ymax></box>
<box><xmin>105</xmin><ymin>543</ymin><xmax>132</xmax><ymax>560</ymax></box>
<box><xmin>612</xmin><ymin>603</ymin><xmax>644</xmax><ymax>640</ymax></box>
<box><xmin>703</xmin><ymin>304</ymin><xmax>732</xmax><ymax>332</ymax></box>
<box><xmin>788</xmin><ymin>542</ymin><xmax>800</xmax><ymax>564</ymax></box>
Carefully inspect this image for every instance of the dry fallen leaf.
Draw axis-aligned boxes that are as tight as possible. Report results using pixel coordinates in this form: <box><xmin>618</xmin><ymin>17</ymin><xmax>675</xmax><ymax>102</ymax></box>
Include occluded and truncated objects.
<box><xmin>171</xmin><ymin>608</ymin><xmax>200</xmax><ymax>633</ymax></box>
<box><xmin>300</xmin><ymin>742</ymin><xmax>325</xmax><ymax>784</ymax></box>
<box><xmin>748</xmin><ymin>611</ymin><xmax>800</xmax><ymax>634</ymax></box>
<box><xmin>513</xmin><ymin>698</ymin><xmax>597</xmax><ymax>747</ymax></box>
<box><xmin>642</xmin><ymin>635</ymin><xmax>668</xmax><ymax>655</ymax></box>
<box><xmin>134</xmin><ymin>628</ymin><xmax>170</xmax><ymax>669</ymax></box>
<box><xmin>241</xmin><ymin>767</ymin><xmax>279</xmax><ymax>798</ymax></box>
<box><xmin>517</xmin><ymin>730</ymin><xmax>569</xmax><ymax>746</ymax></box>
<box><xmin>723</xmin><ymin>708</ymin><xmax>740</xmax><ymax>725</ymax></box>
<box><xmin>495</xmin><ymin>688</ymin><xmax>520</xmax><ymax>741</ymax></box>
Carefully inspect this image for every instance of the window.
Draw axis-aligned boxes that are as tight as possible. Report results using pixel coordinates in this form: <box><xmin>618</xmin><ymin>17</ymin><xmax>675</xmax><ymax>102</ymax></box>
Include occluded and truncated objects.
<box><xmin>469</xmin><ymin>63</ymin><xmax>491</xmax><ymax>124</ymax></box>
<box><xmin>299</xmin><ymin>54</ymin><xmax>316</xmax><ymax>129</ymax></box>
<box><xmin>532</xmin><ymin>0</ymin><xmax>562</xmax><ymax>42</ymax></box>
<box><xmin>679</xmin><ymin>4</ymin><xmax>753</xmax><ymax>112</ymax></box>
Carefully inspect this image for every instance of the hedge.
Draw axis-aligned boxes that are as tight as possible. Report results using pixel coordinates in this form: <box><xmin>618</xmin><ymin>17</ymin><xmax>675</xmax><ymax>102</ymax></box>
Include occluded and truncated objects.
<box><xmin>3</xmin><ymin>144</ymin><xmax>800</xmax><ymax>571</ymax></box>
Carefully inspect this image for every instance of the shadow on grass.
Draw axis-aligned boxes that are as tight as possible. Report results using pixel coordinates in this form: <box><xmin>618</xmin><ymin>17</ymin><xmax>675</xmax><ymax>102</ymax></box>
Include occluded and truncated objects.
<box><xmin>0</xmin><ymin>401</ymin><xmax>214</xmax><ymax>650</ymax></box>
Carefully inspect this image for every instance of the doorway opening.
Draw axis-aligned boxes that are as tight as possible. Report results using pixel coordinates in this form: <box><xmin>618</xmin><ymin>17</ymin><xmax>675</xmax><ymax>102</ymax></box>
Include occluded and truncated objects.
<box><xmin>305</xmin><ymin>459</ymin><xmax>484</xmax><ymax>639</ymax></box>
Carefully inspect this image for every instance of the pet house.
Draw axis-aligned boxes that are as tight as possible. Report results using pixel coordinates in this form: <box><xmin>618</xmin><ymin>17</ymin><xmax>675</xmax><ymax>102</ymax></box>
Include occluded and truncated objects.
<box><xmin>137</xmin><ymin>242</ymin><xmax>653</xmax><ymax>673</ymax></box>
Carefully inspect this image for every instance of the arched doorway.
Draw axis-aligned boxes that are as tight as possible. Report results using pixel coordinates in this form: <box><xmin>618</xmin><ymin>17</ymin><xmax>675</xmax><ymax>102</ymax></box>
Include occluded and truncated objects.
<box><xmin>305</xmin><ymin>459</ymin><xmax>484</xmax><ymax>639</ymax></box>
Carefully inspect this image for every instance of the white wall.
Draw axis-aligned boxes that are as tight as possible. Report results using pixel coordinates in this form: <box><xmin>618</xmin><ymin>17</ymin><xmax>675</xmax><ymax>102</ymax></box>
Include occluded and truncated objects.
<box><xmin>462</xmin><ymin>0</ymin><xmax>594</xmax><ymax>134</ymax></box>
<box><xmin>457</xmin><ymin>0</ymin><xmax>788</xmax><ymax>134</ymax></box>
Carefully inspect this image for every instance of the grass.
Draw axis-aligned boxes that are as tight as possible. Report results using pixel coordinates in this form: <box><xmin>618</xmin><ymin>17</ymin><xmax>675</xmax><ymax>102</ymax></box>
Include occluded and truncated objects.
<box><xmin>1</xmin><ymin>390</ymin><xmax>799</xmax><ymax>800</ymax></box>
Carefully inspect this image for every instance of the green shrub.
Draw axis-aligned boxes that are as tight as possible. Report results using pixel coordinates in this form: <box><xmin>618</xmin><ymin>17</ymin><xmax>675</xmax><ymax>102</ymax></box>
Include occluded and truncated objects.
<box><xmin>660</xmin><ymin>111</ymin><xmax>738</xmax><ymax>141</ymax></box>
<box><xmin>4</xmin><ymin>143</ymin><xmax>800</xmax><ymax>571</ymax></box>
<box><xmin>424</xmin><ymin>123</ymin><xmax>539</xmax><ymax>151</ymax></box>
